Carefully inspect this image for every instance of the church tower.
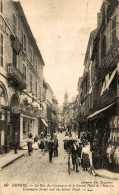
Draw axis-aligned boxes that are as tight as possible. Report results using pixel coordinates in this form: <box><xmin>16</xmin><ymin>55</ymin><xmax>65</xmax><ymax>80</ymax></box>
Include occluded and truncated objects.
<box><xmin>63</xmin><ymin>90</ymin><xmax>68</xmax><ymax>109</ymax></box>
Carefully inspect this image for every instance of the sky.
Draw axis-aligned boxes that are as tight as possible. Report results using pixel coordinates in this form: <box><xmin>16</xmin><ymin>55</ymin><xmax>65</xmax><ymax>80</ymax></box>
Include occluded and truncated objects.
<box><xmin>20</xmin><ymin>0</ymin><xmax>103</xmax><ymax>105</ymax></box>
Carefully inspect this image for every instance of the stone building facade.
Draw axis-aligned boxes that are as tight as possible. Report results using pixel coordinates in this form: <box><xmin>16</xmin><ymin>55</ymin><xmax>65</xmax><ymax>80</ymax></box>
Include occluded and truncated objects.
<box><xmin>78</xmin><ymin>0</ymin><xmax>119</xmax><ymax>146</ymax></box>
<box><xmin>0</xmin><ymin>0</ymin><xmax>44</xmax><ymax>153</ymax></box>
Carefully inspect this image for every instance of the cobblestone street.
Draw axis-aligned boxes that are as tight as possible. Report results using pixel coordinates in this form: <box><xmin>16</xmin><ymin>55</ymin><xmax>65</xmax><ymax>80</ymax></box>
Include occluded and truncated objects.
<box><xmin>0</xmin><ymin>132</ymin><xmax>118</xmax><ymax>195</ymax></box>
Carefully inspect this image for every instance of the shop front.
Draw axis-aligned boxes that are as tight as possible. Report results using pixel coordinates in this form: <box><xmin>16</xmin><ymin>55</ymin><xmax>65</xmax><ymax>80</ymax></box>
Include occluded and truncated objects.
<box><xmin>9</xmin><ymin>93</ymin><xmax>41</xmax><ymax>148</ymax></box>
<box><xmin>19</xmin><ymin>114</ymin><xmax>38</xmax><ymax>147</ymax></box>
<box><xmin>38</xmin><ymin>117</ymin><xmax>48</xmax><ymax>137</ymax></box>
<box><xmin>87</xmin><ymin>102</ymin><xmax>119</xmax><ymax>172</ymax></box>
<box><xmin>0</xmin><ymin>83</ymin><xmax>9</xmax><ymax>154</ymax></box>
<box><xmin>19</xmin><ymin>104</ymin><xmax>40</xmax><ymax>147</ymax></box>
<box><xmin>10</xmin><ymin>93</ymin><xmax>21</xmax><ymax>149</ymax></box>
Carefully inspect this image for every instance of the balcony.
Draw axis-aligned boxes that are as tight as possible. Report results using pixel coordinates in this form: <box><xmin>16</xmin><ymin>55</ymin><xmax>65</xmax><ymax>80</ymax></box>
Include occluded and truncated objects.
<box><xmin>97</xmin><ymin>42</ymin><xmax>119</xmax><ymax>81</ymax></box>
<box><xmin>94</xmin><ymin>88</ymin><xmax>117</xmax><ymax>110</ymax></box>
<box><xmin>7</xmin><ymin>64</ymin><xmax>26</xmax><ymax>90</ymax></box>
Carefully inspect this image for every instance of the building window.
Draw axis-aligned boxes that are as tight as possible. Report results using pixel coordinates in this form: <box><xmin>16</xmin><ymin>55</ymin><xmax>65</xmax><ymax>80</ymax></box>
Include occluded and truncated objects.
<box><xmin>35</xmin><ymin>57</ymin><xmax>38</xmax><ymax>71</ymax></box>
<box><xmin>111</xmin><ymin>15</ymin><xmax>117</xmax><ymax>45</ymax></box>
<box><xmin>0</xmin><ymin>33</ymin><xmax>3</xmax><ymax>66</ymax></box>
<box><xmin>13</xmin><ymin>12</ymin><xmax>17</xmax><ymax>35</ymax></box>
<box><xmin>39</xmin><ymin>86</ymin><xmax>41</xmax><ymax>100</ymax></box>
<box><xmin>13</xmin><ymin>49</ymin><xmax>17</xmax><ymax>67</ymax></box>
<box><xmin>29</xmin><ymin>47</ymin><xmax>33</xmax><ymax>64</ymax></box>
<box><xmin>101</xmin><ymin>35</ymin><xmax>106</xmax><ymax>60</ymax></box>
<box><xmin>30</xmin><ymin>74</ymin><xmax>32</xmax><ymax>92</ymax></box>
<box><xmin>35</xmin><ymin>81</ymin><xmax>37</xmax><ymax>98</ymax></box>
<box><xmin>0</xmin><ymin>0</ymin><xmax>3</xmax><ymax>14</ymax></box>
<box><xmin>23</xmin><ymin>64</ymin><xmax>26</xmax><ymax>79</ymax></box>
<box><xmin>22</xmin><ymin>31</ymin><xmax>27</xmax><ymax>52</ymax></box>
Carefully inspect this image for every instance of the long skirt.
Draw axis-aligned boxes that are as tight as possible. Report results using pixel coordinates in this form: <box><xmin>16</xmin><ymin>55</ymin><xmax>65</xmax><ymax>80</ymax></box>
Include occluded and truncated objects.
<box><xmin>81</xmin><ymin>153</ymin><xmax>90</xmax><ymax>168</ymax></box>
<box><xmin>45</xmin><ymin>141</ymin><xmax>48</xmax><ymax>151</ymax></box>
<box><xmin>27</xmin><ymin>142</ymin><xmax>32</xmax><ymax>153</ymax></box>
<box><xmin>64</xmin><ymin>140</ymin><xmax>68</xmax><ymax>150</ymax></box>
<box><xmin>93</xmin><ymin>155</ymin><xmax>102</xmax><ymax>169</ymax></box>
<box><xmin>33</xmin><ymin>142</ymin><xmax>39</xmax><ymax>150</ymax></box>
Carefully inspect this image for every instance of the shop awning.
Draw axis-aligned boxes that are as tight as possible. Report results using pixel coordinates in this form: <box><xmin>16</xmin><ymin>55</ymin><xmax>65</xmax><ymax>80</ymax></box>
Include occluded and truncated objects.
<box><xmin>87</xmin><ymin>103</ymin><xmax>115</xmax><ymax>119</ymax></box>
<box><xmin>41</xmin><ymin>118</ymin><xmax>48</xmax><ymax>127</ymax></box>
<box><xmin>101</xmin><ymin>68</ymin><xmax>117</xmax><ymax>95</ymax></box>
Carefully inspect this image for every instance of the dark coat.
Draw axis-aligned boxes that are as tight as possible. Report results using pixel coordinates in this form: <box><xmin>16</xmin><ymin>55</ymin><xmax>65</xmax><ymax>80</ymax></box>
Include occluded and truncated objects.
<box><xmin>54</xmin><ymin>138</ymin><xmax>58</xmax><ymax>149</ymax></box>
<box><xmin>34</xmin><ymin>137</ymin><xmax>38</xmax><ymax>142</ymax></box>
<box><xmin>48</xmin><ymin>141</ymin><xmax>54</xmax><ymax>152</ymax></box>
<box><xmin>71</xmin><ymin>144</ymin><xmax>79</xmax><ymax>165</ymax></box>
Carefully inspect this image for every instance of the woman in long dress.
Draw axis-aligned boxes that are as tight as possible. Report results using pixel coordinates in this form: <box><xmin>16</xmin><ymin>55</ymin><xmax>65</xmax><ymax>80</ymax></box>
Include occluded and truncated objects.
<box><xmin>81</xmin><ymin>140</ymin><xmax>90</xmax><ymax>171</ymax></box>
<box><xmin>44</xmin><ymin>136</ymin><xmax>49</xmax><ymax>152</ymax></box>
<box><xmin>26</xmin><ymin>133</ymin><xmax>33</xmax><ymax>156</ymax></box>
<box><xmin>33</xmin><ymin>135</ymin><xmax>39</xmax><ymax>150</ymax></box>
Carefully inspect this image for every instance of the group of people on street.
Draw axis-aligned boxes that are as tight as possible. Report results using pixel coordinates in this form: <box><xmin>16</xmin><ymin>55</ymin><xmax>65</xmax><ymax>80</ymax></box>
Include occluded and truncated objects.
<box><xmin>64</xmin><ymin>131</ymin><xmax>91</xmax><ymax>173</ymax></box>
<box><xmin>26</xmin><ymin>132</ymin><xmax>59</xmax><ymax>163</ymax></box>
<box><xmin>13</xmin><ymin>128</ymin><xmax>119</xmax><ymax>174</ymax></box>
<box><xmin>64</xmin><ymin>129</ymin><xmax>119</xmax><ymax>173</ymax></box>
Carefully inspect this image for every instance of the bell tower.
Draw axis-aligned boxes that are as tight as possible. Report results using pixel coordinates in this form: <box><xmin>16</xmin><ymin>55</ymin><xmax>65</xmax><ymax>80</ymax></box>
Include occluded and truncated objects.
<box><xmin>63</xmin><ymin>90</ymin><xmax>68</xmax><ymax>109</ymax></box>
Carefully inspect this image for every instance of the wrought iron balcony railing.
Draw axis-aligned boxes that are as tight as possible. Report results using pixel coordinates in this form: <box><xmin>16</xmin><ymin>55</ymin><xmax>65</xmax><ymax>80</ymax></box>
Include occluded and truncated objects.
<box><xmin>97</xmin><ymin>42</ymin><xmax>119</xmax><ymax>80</ymax></box>
<box><xmin>7</xmin><ymin>63</ymin><xmax>26</xmax><ymax>90</ymax></box>
<box><xmin>94</xmin><ymin>88</ymin><xmax>117</xmax><ymax>110</ymax></box>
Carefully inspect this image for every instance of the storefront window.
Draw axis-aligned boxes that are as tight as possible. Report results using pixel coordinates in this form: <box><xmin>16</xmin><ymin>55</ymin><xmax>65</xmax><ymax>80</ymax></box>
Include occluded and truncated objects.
<box><xmin>23</xmin><ymin>118</ymin><xmax>32</xmax><ymax>140</ymax></box>
<box><xmin>0</xmin><ymin>86</ymin><xmax>7</xmax><ymax>106</ymax></box>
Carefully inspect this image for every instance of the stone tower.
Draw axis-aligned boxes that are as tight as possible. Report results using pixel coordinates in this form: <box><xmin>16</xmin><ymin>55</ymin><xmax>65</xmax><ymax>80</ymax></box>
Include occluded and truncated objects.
<box><xmin>63</xmin><ymin>90</ymin><xmax>68</xmax><ymax>109</ymax></box>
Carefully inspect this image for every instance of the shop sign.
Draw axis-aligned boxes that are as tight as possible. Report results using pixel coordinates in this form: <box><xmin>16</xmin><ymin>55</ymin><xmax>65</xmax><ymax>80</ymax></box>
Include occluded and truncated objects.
<box><xmin>11</xmin><ymin>106</ymin><xmax>22</xmax><ymax>114</ymax></box>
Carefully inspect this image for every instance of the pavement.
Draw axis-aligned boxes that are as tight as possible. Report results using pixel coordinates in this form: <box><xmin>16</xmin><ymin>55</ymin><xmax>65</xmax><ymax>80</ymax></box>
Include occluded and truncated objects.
<box><xmin>0</xmin><ymin>134</ymin><xmax>119</xmax><ymax>181</ymax></box>
<box><xmin>95</xmin><ymin>169</ymin><xmax>119</xmax><ymax>180</ymax></box>
<box><xmin>0</xmin><ymin>149</ymin><xmax>28</xmax><ymax>170</ymax></box>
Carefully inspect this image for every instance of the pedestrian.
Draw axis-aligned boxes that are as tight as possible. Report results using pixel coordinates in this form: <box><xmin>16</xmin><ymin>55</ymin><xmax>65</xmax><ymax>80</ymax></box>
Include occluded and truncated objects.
<box><xmin>71</xmin><ymin>139</ymin><xmax>79</xmax><ymax>172</ymax></box>
<box><xmin>39</xmin><ymin>132</ymin><xmax>45</xmax><ymax>153</ymax></box>
<box><xmin>13</xmin><ymin>132</ymin><xmax>19</xmax><ymax>154</ymax></box>
<box><xmin>114</xmin><ymin>146</ymin><xmax>119</xmax><ymax>172</ymax></box>
<box><xmin>81</xmin><ymin>140</ymin><xmax>90</xmax><ymax>171</ymax></box>
<box><xmin>54</xmin><ymin>134</ymin><xmax>59</xmax><ymax>157</ymax></box>
<box><xmin>26</xmin><ymin>133</ymin><xmax>33</xmax><ymax>156</ymax></box>
<box><xmin>48</xmin><ymin>136</ymin><xmax>54</xmax><ymax>163</ymax></box>
<box><xmin>77</xmin><ymin>139</ymin><xmax>82</xmax><ymax>166</ymax></box>
<box><xmin>33</xmin><ymin>135</ymin><xmax>39</xmax><ymax>150</ymax></box>
<box><xmin>92</xmin><ymin>140</ymin><xmax>101</xmax><ymax>169</ymax></box>
<box><xmin>44</xmin><ymin>136</ymin><xmax>48</xmax><ymax>152</ymax></box>
<box><xmin>101</xmin><ymin>132</ymin><xmax>108</xmax><ymax>168</ymax></box>
<box><xmin>64</xmin><ymin>132</ymin><xmax>69</xmax><ymax>150</ymax></box>
<box><xmin>81</xmin><ymin>132</ymin><xmax>87</xmax><ymax>144</ymax></box>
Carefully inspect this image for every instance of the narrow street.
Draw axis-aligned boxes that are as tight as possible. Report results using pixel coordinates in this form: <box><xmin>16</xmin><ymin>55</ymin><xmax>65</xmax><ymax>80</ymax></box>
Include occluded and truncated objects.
<box><xmin>0</xmin><ymin>132</ymin><xmax>118</xmax><ymax>195</ymax></box>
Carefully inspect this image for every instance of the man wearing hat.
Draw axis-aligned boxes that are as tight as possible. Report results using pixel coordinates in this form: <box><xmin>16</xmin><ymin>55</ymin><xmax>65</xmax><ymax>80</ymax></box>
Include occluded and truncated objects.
<box><xmin>71</xmin><ymin>139</ymin><xmax>79</xmax><ymax>172</ymax></box>
<box><xmin>77</xmin><ymin>139</ymin><xmax>82</xmax><ymax>166</ymax></box>
<box><xmin>54</xmin><ymin>133</ymin><xmax>59</xmax><ymax>157</ymax></box>
<box><xmin>48</xmin><ymin>136</ymin><xmax>54</xmax><ymax>163</ymax></box>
